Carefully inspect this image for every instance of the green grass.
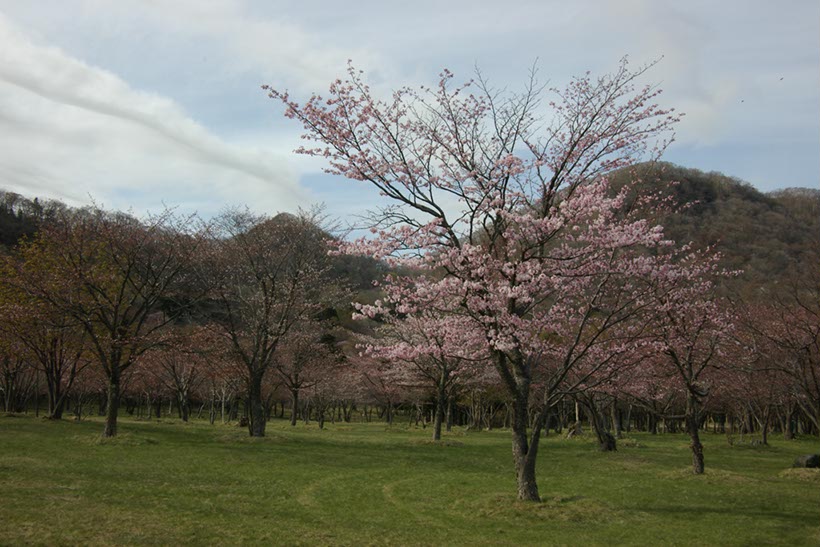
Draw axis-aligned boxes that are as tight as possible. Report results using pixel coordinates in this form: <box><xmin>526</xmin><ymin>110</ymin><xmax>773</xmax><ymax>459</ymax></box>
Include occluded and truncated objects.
<box><xmin>1</xmin><ymin>415</ymin><xmax>818</xmax><ymax>545</ymax></box>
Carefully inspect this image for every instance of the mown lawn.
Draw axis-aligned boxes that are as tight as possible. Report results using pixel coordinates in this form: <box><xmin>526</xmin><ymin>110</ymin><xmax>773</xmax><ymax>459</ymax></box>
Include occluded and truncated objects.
<box><xmin>1</xmin><ymin>415</ymin><xmax>818</xmax><ymax>545</ymax></box>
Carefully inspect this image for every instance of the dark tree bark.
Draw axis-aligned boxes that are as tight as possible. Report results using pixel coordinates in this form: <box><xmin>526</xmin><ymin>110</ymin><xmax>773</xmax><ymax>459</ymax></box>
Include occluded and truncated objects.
<box><xmin>511</xmin><ymin>393</ymin><xmax>541</xmax><ymax>502</ymax></box>
<box><xmin>290</xmin><ymin>389</ymin><xmax>299</xmax><ymax>427</ymax></box>
<box><xmin>582</xmin><ymin>395</ymin><xmax>617</xmax><ymax>452</ymax></box>
<box><xmin>499</xmin><ymin>352</ymin><xmax>545</xmax><ymax>502</ymax></box>
<box><xmin>103</xmin><ymin>372</ymin><xmax>120</xmax><ymax>438</ymax></box>
<box><xmin>686</xmin><ymin>394</ymin><xmax>705</xmax><ymax>474</ymax></box>
<box><xmin>179</xmin><ymin>395</ymin><xmax>190</xmax><ymax>423</ymax></box>
<box><xmin>784</xmin><ymin>404</ymin><xmax>796</xmax><ymax>440</ymax></box>
<box><xmin>247</xmin><ymin>372</ymin><xmax>266</xmax><ymax>437</ymax></box>
<box><xmin>432</xmin><ymin>375</ymin><xmax>447</xmax><ymax>441</ymax></box>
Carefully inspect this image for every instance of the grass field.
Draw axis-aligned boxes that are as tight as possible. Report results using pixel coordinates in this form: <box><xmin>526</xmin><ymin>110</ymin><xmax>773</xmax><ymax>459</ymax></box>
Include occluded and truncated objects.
<box><xmin>1</xmin><ymin>415</ymin><xmax>818</xmax><ymax>545</ymax></box>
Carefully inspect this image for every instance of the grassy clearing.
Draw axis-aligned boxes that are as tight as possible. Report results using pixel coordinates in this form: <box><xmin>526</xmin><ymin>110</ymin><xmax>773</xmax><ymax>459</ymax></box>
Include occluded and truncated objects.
<box><xmin>1</xmin><ymin>415</ymin><xmax>818</xmax><ymax>545</ymax></box>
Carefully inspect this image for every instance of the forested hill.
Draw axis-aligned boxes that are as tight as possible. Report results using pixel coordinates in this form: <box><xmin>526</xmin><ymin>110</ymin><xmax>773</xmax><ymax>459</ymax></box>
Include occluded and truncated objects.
<box><xmin>609</xmin><ymin>162</ymin><xmax>819</xmax><ymax>290</ymax></box>
<box><xmin>2</xmin><ymin>162</ymin><xmax>818</xmax><ymax>289</ymax></box>
<box><xmin>0</xmin><ymin>194</ymin><xmax>384</xmax><ymax>291</ymax></box>
<box><xmin>0</xmin><ymin>192</ymin><xmax>67</xmax><ymax>249</ymax></box>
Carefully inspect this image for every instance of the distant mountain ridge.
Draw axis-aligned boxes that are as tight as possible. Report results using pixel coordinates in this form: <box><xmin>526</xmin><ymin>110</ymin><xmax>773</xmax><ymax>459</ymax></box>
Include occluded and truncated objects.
<box><xmin>2</xmin><ymin>163</ymin><xmax>818</xmax><ymax>291</ymax></box>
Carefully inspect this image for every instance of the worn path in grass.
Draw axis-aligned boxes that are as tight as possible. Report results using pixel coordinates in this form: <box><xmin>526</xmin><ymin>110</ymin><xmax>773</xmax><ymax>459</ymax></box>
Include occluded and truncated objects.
<box><xmin>1</xmin><ymin>416</ymin><xmax>818</xmax><ymax>545</ymax></box>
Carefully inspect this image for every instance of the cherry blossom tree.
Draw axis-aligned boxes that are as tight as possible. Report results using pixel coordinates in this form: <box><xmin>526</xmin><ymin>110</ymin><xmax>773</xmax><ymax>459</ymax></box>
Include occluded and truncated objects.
<box><xmin>200</xmin><ymin>346</ymin><xmax>244</xmax><ymax>425</ymax></box>
<box><xmin>361</xmin><ymin>311</ymin><xmax>487</xmax><ymax>440</ymax></box>
<box><xmin>642</xmin><ymin>253</ymin><xmax>737</xmax><ymax>473</ymax></box>
<box><xmin>269</xmin><ymin>58</ymin><xmax>688</xmax><ymax>501</ymax></box>
<box><xmin>200</xmin><ymin>209</ymin><xmax>340</xmax><ymax>437</ymax></box>
<box><xmin>740</xmin><ymin>280</ymin><xmax>820</xmax><ymax>436</ymax></box>
<box><xmin>0</xmin><ymin>265</ymin><xmax>90</xmax><ymax>420</ymax></box>
<box><xmin>66</xmin><ymin>360</ymin><xmax>106</xmax><ymax>421</ymax></box>
<box><xmin>273</xmin><ymin>321</ymin><xmax>341</xmax><ymax>427</ymax></box>
<box><xmin>354</xmin><ymin>354</ymin><xmax>408</xmax><ymax>425</ymax></box>
<box><xmin>138</xmin><ymin>326</ymin><xmax>213</xmax><ymax>422</ymax></box>
<box><xmin>0</xmin><ymin>336</ymin><xmax>36</xmax><ymax>413</ymax></box>
<box><xmin>9</xmin><ymin>207</ymin><xmax>203</xmax><ymax>436</ymax></box>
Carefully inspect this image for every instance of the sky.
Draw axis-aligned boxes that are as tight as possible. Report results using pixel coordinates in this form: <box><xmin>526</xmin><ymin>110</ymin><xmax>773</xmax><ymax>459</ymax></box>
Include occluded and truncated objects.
<box><xmin>0</xmin><ymin>0</ymin><xmax>817</xmax><ymax>223</ymax></box>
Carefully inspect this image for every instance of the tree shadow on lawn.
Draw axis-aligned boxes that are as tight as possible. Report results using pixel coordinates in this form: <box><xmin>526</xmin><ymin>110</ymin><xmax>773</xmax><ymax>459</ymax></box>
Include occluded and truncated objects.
<box><xmin>639</xmin><ymin>501</ymin><xmax>816</xmax><ymax>525</ymax></box>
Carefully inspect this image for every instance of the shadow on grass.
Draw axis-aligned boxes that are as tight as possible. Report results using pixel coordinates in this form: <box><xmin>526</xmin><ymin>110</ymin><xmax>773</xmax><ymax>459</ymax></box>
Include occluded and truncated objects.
<box><xmin>640</xmin><ymin>502</ymin><xmax>815</xmax><ymax>525</ymax></box>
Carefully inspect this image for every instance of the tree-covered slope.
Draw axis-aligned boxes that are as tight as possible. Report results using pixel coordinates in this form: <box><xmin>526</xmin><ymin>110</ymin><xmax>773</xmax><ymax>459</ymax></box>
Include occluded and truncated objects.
<box><xmin>610</xmin><ymin>162</ymin><xmax>818</xmax><ymax>290</ymax></box>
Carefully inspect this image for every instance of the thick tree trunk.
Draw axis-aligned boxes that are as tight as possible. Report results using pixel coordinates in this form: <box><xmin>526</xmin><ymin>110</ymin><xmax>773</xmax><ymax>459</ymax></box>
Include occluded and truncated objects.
<box><xmin>585</xmin><ymin>398</ymin><xmax>617</xmax><ymax>451</ymax></box>
<box><xmin>433</xmin><ymin>380</ymin><xmax>446</xmax><ymax>441</ymax></box>
<box><xmin>247</xmin><ymin>373</ymin><xmax>266</xmax><ymax>437</ymax></box>
<box><xmin>179</xmin><ymin>395</ymin><xmax>190</xmax><ymax>422</ymax></box>
<box><xmin>290</xmin><ymin>389</ymin><xmax>299</xmax><ymax>427</ymax></box>
<box><xmin>74</xmin><ymin>397</ymin><xmax>84</xmax><ymax>421</ymax></box>
<box><xmin>492</xmin><ymin>349</ymin><xmax>543</xmax><ymax>502</ymax></box>
<box><xmin>34</xmin><ymin>377</ymin><xmax>39</xmax><ymax>417</ymax></box>
<box><xmin>432</xmin><ymin>409</ymin><xmax>443</xmax><ymax>441</ymax></box>
<box><xmin>784</xmin><ymin>405</ymin><xmax>795</xmax><ymax>440</ymax></box>
<box><xmin>46</xmin><ymin>377</ymin><xmax>61</xmax><ymax>419</ymax></box>
<box><xmin>596</xmin><ymin>429</ymin><xmax>617</xmax><ymax>451</ymax></box>
<box><xmin>48</xmin><ymin>397</ymin><xmax>65</xmax><ymax>420</ymax></box>
<box><xmin>624</xmin><ymin>404</ymin><xmax>632</xmax><ymax>433</ymax></box>
<box><xmin>103</xmin><ymin>372</ymin><xmax>120</xmax><ymax>437</ymax></box>
<box><xmin>686</xmin><ymin>395</ymin><xmax>705</xmax><ymax>474</ymax></box>
<box><xmin>511</xmin><ymin>399</ymin><xmax>540</xmax><ymax>501</ymax></box>
<box><xmin>611</xmin><ymin>399</ymin><xmax>622</xmax><ymax>439</ymax></box>
<box><xmin>46</xmin><ymin>374</ymin><xmax>66</xmax><ymax>420</ymax></box>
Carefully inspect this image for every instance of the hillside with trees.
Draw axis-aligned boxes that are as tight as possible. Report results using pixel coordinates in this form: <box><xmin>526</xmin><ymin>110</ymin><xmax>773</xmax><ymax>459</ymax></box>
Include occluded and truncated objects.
<box><xmin>610</xmin><ymin>162</ymin><xmax>819</xmax><ymax>291</ymax></box>
<box><xmin>5</xmin><ymin>162</ymin><xmax>816</xmax><ymax>290</ymax></box>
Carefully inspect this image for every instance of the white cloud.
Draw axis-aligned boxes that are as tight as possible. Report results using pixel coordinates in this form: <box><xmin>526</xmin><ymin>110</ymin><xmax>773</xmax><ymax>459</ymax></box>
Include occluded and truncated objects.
<box><xmin>0</xmin><ymin>0</ymin><xmax>816</xmax><ymax>219</ymax></box>
<box><xmin>70</xmin><ymin>0</ymin><xmax>392</xmax><ymax>93</ymax></box>
<box><xmin>0</xmin><ymin>13</ymin><xmax>307</xmax><ymax>216</ymax></box>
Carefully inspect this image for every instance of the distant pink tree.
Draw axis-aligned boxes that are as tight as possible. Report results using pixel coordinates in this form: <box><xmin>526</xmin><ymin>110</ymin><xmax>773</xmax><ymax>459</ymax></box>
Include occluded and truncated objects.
<box><xmin>740</xmin><ymin>286</ymin><xmax>820</xmax><ymax>437</ymax></box>
<box><xmin>139</xmin><ymin>326</ymin><xmax>213</xmax><ymax>422</ymax></box>
<box><xmin>642</xmin><ymin>253</ymin><xmax>737</xmax><ymax>473</ymax></box>
<box><xmin>354</xmin><ymin>354</ymin><xmax>408</xmax><ymax>425</ymax></box>
<box><xmin>360</xmin><ymin>311</ymin><xmax>488</xmax><ymax>440</ymax></box>
<box><xmin>274</xmin><ymin>321</ymin><xmax>341</xmax><ymax>427</ymax></box>
<box><xmin>269</xmin><ymin>58</ymin><xmax>690</xmax><ymax>501</ymax></box>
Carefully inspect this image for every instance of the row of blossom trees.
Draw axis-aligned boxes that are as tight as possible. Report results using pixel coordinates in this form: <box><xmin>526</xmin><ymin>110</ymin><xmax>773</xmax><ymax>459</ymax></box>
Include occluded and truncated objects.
<box><xmin>0</xmin><ymin>206</ymin><xmax>348</xmax><ymax>438</ymax></box>
<box><xmin>3</xmin><ymin>302</ymin><xmax>811</xmax><ymax>440</ymax></box>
